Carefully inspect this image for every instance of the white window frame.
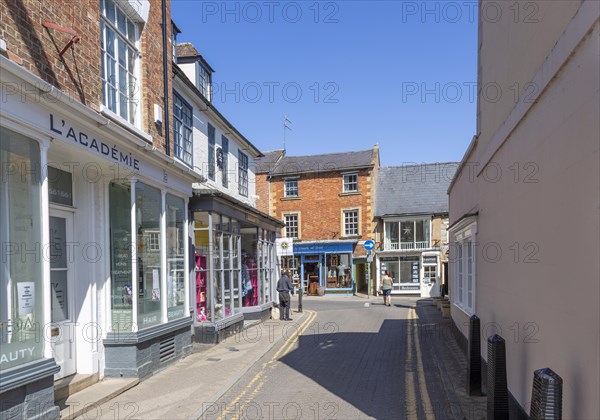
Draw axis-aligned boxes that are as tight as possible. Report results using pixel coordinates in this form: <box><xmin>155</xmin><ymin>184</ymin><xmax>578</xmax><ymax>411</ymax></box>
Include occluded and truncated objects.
<box><xmin>383</xmin><ymin>217</ymin><xmax>431</xmax><ymax>250</ymax></box>
<box><xmin>342</xmin><ymin>173</ymin><xmax>358</xmax><ymax>192</ymax></box>
<box><xmin>450</xmin><ymin>220</ymin><xmax>477</xmax><ymax>315</ymax></box>
<box><xmin>342</xmin><ymin>208</ymin><xmax>360</xmax><ymax>237</ymax></box>
<box><xmin>173</xmin><ymin>92</ymin><xmax>193</xmax><ymax>167</ymax></box>
<box><xmin>197</xmin><ymin>63</ymin><xmax>212</xmax><ymax>101</ymax></box>
<box><xmin>101</xmin><ymin>0</ymin><xmax>141</xmax><ymax>126</ymax></box>
<box><xmin>284</xmin><ymin>213</ymin><xmax>299</xmax><ymax>239</ymax></box>
<box><xmin>284</xmin><ymin>178</ymin><xmax>298</xmax><ymax>197</ymax></box>
<box><xmin>238</xmin><ymin>151</ymin><xmax>248</xmax><ymax>196</ymax></box>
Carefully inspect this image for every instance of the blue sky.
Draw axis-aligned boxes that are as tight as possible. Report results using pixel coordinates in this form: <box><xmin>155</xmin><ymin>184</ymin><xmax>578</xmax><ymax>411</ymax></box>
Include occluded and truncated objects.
<box><xmin>172</xmin><ymin>1</ymin><xmax>478</xmax><ymax>166</ymax></box>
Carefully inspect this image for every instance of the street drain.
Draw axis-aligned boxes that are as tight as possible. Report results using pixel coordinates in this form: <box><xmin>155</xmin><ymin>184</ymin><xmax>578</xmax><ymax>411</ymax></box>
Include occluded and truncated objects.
<box><xmin>227</xmin><ymin>347</ymin><xmax>239</xmax><ymax>352</ymax></box>
<box><xmin>207</xmin><ymin>357</ymin><xmax>221</xmax><ymax>362</ymax></box>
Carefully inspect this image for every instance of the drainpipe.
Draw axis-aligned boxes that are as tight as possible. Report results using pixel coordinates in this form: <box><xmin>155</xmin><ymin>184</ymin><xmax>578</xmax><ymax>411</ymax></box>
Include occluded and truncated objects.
<box><xmin>161</xmin><ymin>0</ymin><xmax>171</xmax><ymax>156</ymax></box>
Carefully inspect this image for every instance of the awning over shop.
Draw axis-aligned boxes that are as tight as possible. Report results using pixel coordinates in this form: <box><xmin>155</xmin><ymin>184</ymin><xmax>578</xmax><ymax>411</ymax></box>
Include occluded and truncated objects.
<box><xmin>293</xmin><ymin>241</ymin><xmax>355</xmax><ymax>255</ymax></box>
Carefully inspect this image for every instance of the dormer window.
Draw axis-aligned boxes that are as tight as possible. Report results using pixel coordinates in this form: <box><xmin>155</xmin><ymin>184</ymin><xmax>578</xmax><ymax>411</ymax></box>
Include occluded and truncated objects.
<box><xmin>197</xmin><ymin>63</ymin><xmax>212</xmax><ymax>101</ymax></box>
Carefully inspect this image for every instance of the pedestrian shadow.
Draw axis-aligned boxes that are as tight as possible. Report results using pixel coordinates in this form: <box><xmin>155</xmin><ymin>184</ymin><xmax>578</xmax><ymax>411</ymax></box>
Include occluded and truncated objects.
<box><xmin>278</xmin><ymin>315</ymin><xmax>473</xmax><ymax>419</ymax></box>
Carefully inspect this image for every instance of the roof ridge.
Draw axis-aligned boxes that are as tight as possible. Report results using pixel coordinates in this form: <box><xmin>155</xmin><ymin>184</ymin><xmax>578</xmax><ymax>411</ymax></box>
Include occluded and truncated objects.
<box><xmin>281</xmin><ymin>148</ymin><xmax>373</xmax><ymax>159</ymax></box>
<box><xmin>380</xmin><ymin>162</ymin><xmax>460</xmax><ymax>168</ymax></box>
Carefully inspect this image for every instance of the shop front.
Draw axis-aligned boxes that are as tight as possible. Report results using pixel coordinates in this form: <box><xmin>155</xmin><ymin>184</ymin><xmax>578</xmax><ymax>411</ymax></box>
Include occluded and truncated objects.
<box><xmin>283</xmin><ymin>241</ymin><xmax>356</xmax><ymax>296</ymax></box>
<box><xmin>1</xmin><ymin>57</ymin><xmax>201</xmax><ymax>417</ymax></box>
<box><xmin>191</xmin><ymin>191</ymin><xmax>283</xmax><ymax>344</ymax></box>
<box><xmin>376</xmin><ymin>252</ymin><xmax>442</xmax><ymax>297</ymax></box>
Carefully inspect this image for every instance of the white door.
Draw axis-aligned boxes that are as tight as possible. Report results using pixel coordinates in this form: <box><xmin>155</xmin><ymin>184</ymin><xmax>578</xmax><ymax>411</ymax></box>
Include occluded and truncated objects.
<box><xmin>421</xmin><ymin>264</ymin><xmax>439</xmax><ymax>298</ymax></box>
<box><xmin>49</xmin><ymin>210</ymin><xmax>77</xmax><ymax>379</ymax></box>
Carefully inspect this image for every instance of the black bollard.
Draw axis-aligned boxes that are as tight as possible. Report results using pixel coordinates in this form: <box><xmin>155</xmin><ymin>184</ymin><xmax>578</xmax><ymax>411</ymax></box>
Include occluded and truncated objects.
<box><xmin>487</xmin><ymin>334</ymin><xmax>509</xmax><ymax>420</ymax></box>
<box><xmin>297</xmin><ymin>286</ymin><xmax>303</xmax><ymax>313</ymax></box>
<box><xmin>530</xmin><ymin>368</ymin><xmax>562</xmax><ymax>420</ymax></box>
<box><xmin>467</xmin><ymin>315</ymin><xmax>482</xmax><ymax>395</ymax></box>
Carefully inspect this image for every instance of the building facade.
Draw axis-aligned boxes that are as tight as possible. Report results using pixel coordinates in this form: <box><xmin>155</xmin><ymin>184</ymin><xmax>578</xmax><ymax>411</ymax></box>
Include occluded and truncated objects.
<box><xmin>1</xmin><ymin>1</ymin><xmax>200</xmax><ymax>417</ymax></box>
<box><xmin>256</xmin><ymin>147</ymin><xmax>379</xmax><ymax>295</ymax></box>
<box><xmin>173</xmin><ymin>43</ymin><xmax>283</xmax><ymax>343</ymax></box>
<box><xmin>448</xmin><ymin>1</ymin><xmax>599</xmax><ymax>418</ymax></box>
<box><xmin>374</xmin><ymin>164</ymin><xmax>457</xmax><ymax>297</ymax></box>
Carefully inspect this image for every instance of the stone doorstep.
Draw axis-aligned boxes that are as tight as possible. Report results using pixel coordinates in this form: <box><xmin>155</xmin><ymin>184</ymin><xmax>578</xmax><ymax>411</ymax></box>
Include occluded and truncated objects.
<box><xmin>54</xmin><ymin>373</ymin><xmax>99</xmax><ymax>402</ymax></box>
<box><xmin>58</xmin><ymin>377</ymin><xmax>139</xmax><ymax>420</ymax></box>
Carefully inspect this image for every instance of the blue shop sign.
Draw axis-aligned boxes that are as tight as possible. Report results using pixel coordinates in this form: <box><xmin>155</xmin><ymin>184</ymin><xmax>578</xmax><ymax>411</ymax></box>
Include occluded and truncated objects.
<box><xmin>293</xmin><ymin>242</ymin><xmax>355</xmax><ymax>255</ymax></box>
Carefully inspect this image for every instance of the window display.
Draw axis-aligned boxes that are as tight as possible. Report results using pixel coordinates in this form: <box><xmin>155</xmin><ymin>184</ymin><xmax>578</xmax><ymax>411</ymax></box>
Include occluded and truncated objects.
<box><xmin>0</xmin><ymin>129</ymin><xmax>44</xmax><ymax>370</ymax></box>
<box><xmin>109</xmin><ymin>182</ymin><xmax>133</xmax><ymax>330</ymax></box>
<box><xmin>136</xmin><ymin>183</ymin><xmax>162</xmax><ymax>329</ymax></box>
<box><xmin>166</xmin><ymin>194</ymin><xmax>185</xmax><ymax>321</ymax></box>
<box><xmin>194</xmin><ymin>212</ymin><xmax>211</xmax><ymax>321</ymax></box>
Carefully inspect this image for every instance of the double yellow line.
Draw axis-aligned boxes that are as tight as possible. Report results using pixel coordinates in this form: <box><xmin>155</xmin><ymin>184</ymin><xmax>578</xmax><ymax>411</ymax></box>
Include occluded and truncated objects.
<box><xmin>218</xmin><ymin>310</ymin><xmax>318</xmax><ymax>420</ymax></box>
<box><xmin>405</xmin><ymin>307</ymin><xmax>434</xmax><ymax>420</ymax></box>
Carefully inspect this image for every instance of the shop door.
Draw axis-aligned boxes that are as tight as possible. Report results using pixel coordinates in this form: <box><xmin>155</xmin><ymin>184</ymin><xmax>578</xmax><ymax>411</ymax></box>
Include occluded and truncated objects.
<box><xmin>421</xmin><ymin>264</ymin><xmax>439</xmax><ymax>298</ymax></box>
<box><xmin>49</xmin><ymin>210</ymin><xmax>77</xmax><ymax>379</ymax></box>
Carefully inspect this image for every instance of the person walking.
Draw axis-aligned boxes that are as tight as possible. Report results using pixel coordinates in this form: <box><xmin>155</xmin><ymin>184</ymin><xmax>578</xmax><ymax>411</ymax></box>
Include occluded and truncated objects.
<box><xmin>276</xmin><ymin>270</ymin><xmax>294</xmax><ymax>320</ymax></box>
<box><xmin>381</xmin><ymin>271</ymin><xmax>394</xmax><ymax>306</ymax></box>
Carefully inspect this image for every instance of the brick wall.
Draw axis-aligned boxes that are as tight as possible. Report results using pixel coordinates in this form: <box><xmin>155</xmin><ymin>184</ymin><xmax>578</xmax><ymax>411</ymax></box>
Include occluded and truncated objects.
<box><xmin>254</xmin><ymin>172</ymin><xmax>270</xmax><ymax>214</ymax></box>
<box><xmin>0</xmin><ymin>0</ymin><xmax>173</xmax><ymax>153</ymax></box>
<box><xmin>271</xmin><ymin>168</ymin><xmax>374</xmax><ymax>247</ymax></box>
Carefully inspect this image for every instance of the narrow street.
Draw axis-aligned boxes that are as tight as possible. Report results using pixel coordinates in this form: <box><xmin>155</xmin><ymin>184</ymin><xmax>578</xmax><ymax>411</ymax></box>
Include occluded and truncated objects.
<box><xmin>205</xmin><ymin>297</ymin><xmax>471</xmax><ymax>420</ymax></box>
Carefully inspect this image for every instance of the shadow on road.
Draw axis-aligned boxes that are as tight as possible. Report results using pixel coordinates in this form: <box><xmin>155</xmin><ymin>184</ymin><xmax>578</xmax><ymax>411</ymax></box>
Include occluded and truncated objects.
<box><xmin>278</xmin><ymin>300</ymin><xmax>484</xmax><ymax>419</ymax></box>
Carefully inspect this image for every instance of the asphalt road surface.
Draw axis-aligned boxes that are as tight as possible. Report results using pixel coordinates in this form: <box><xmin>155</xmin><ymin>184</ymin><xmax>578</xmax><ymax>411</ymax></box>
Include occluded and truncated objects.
<box><xmin>203</xmin><ymin>296</ymin><xmax>462</xmax><ymax>420</ymax></box>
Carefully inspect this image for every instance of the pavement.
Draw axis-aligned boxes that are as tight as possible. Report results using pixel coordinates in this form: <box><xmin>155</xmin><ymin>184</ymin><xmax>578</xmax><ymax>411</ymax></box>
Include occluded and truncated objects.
<box><xmin>65</xmin><ymin>296</ymin><xmax>487</xmax><ymax>419</ymax></box>
<box><xmin>69</xmin><ymin>310</ymin><xmax>310</xmax><ymax>420</ymax></box>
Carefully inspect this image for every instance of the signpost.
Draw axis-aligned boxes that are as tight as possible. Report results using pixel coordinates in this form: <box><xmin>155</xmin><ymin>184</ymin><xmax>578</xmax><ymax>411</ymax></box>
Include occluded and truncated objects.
<box><xmin>363</xmin><ymin>240</ymin><xmax>375</xmax><ymax>297</ymax></box>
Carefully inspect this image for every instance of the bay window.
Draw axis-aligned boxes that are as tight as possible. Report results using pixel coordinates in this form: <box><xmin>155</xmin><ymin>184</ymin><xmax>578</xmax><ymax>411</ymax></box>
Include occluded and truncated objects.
<box><xmin>384</xmin><ymin>219</ymin><xmax>431</xmax><ymax>250</ymax></box>
<box><xmin>109</xmin><ymin>181</ymin><xmax>188</xmax><ymax>332</ymax></box>
<box><xmin>1</xmin><ymin>127</ymin><xmax>44</xmax><ymax>369</ymax></box>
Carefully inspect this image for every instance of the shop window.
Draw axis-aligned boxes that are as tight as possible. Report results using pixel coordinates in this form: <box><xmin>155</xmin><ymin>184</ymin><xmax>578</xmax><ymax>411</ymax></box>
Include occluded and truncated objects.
<box><xmin>212</xmin><ymin>215</ymin><xmax>224</xmax><ymax>320</ymax></box>
<box><xmin>343</xmin><ymin>209</ymin><xmax>359</xmax><ymax>236</ymax></box>
<box><xmin>400</xmin><ymin>256</ymin><xmax>420</xmax><ymax>285</ymax></box>
<box><xmin>326</xmin><ymin>254</ymin><xmax>352</xmax><ymax>289</ymax></box>
<box><xmin>173</xmin><ymin>92</ymin><xmax>193</xmax><ymax>167</ymax></box>
<box><xmin>166</xmin><ymin>194</ymin><xmax>185</xmax><ymax>321</ymax></box>
<box><xmin>379</xmin><ymin>258</ymin><xmax>400</xmax><ymax>290</ymax></box>
<box><xmin>109</xmin><ymin>182</ymin><xmax>133</xmax><ymax>331</ymax></box>
<box><xmin>101</xmin><ymin>0</ymin><xmax>140</xmax><ymax>125</ymax></box>
<box><xmin>284</xmin><ymin>179</ymin><xmax>298</xmax><ymax>197</ymax></box>
<box><xmin>342</xmin><ymin>173</ymin><xmax>358</xmax><ymax>192</ymax></box>
<box><xmin>194</xmin><ymin>212</ymin><xmax>211</xmax><ymax>322</ymax></box>
<box><xmin>238</xmin><ymin>151</ymin><xmax>248</xmax><ymax>197</ymax></box>
<box><xmin>284</xmin><ymin>214</ymin><xmax>299</xmax><ymax>239</ymax></box>
<box><xmin>241</xmin><ymin>228</ymin><xmax>259</xmax><ymax>307</ymax></box>
<box><xmin>0</xmin><ymin>128</ymin><xmax>44</xmax><ymax>370</ymax></box>
<box><xmin>136</xmin><ymin>183</ymin><xmax>162</xmax><ymax>329</ymax></box>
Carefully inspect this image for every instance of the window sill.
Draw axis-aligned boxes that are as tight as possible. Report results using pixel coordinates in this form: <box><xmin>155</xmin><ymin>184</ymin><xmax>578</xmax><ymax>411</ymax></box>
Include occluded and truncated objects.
<box><xmin>281</xmin><ymin>196</ymin><xmax>302</xmax><ymax>201</ymax></box>
<box><xmin>341</xmin><ymin>235</ymin><xmax>361</xmax><ymax>240</ymax></box>
<box><xmin>339</xmin><ymin>191</ymin><xmax>360</xmax><ymax>197</ymax></box>
<box><xmin>100</xmin><ymin>106</ymin><xmax>153</xmax><ymax>144</ymax></box>
<box><xmin>453</xmin><ymin>302</ymin><xmax>474</xmax><ymax>317</ymax></box>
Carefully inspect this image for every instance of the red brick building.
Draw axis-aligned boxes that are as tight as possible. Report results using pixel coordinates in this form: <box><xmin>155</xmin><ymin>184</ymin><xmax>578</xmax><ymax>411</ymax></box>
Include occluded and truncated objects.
<box><xmin>1</xmin><ymin>1</ymin><xmax>201</xmax><ymax>417</ymax></box>
<box><xmin>255</xmin><ymin>146</ymin><xmax>379</xmax><ymax>295</ymax></box>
